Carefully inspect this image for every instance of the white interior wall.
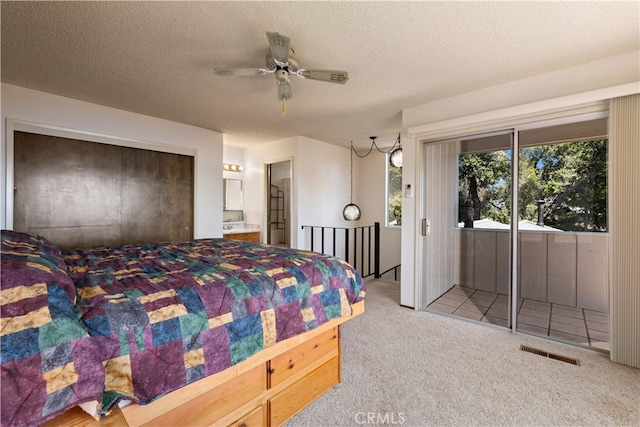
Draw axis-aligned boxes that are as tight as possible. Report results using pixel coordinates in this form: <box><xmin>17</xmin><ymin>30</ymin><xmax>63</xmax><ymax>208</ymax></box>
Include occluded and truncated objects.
<box><xmin>403</xmin><ymin>51</ymin><xmax>640</xmax><ymax>130</ymax></box>
<box><xmin>242</xmin><ymin>136</ymin><xmax>297</xmax><ymax>242</ymax></box>
<box><xmin>243</xmin><ymin>136</ymin><xmax>353</xmax><ymax>249</ymax></box>
<box><xmin>243</xmin><ymin>135</ymin><xmax>404</xmax><ymax>278</ymax></box>
<box><xmin>1</xmin><ymin>83</ymin><xmax>224</xmax><ymax>238</ymax></box>
<box><xmin>358</xmin><ymin>150</ymin><xmax>402</xmax><ymax>277</ymax></box>
<box><xmin>295</xmin><ymin>136</ymin><xmax>352</xmax><ymax>248</ymax></box>
<box><xmin>401</xmin><ymin>51</ymin><xmax>640</xmax><ymax>308</ymax></box>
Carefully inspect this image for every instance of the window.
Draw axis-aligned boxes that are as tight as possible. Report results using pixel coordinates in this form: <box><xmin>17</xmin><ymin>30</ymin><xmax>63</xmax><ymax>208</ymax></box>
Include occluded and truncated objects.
<box><xmin>458</xmin><ymin>149</ymin><xmax>511</xmax><ymax>227</ymax></box>
<box><xmin>387</xmin><ymin>155</ymin><xmax>402</xmax><ymax>226</ymax></box>
<box><xmin>457</xmin><ymin>134</ymin><xmax>608</xmax><ymax>232</ymax></box>
<box><xmin>519</xmin><ymin>138</ymin><xmax>607</xmax><ymax>232</ymax></box>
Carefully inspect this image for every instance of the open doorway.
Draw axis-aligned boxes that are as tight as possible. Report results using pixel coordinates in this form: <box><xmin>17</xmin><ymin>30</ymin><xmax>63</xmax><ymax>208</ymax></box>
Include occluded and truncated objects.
<box><xmin>266</xmin><ymin>160</ymin><xmax>291</xmax><ymax>247</ymax></box>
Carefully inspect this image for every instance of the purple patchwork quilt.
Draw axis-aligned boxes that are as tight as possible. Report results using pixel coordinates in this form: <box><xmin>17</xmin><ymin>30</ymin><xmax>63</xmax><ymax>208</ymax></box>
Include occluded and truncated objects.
<box><xmin>1</xmin><ymin>230</ymin><xmax>104</xmax><ymax>427</ymax></box>
<box><xmin>64</xmin><ymin>238</ymin><xmax>365</xmax><ymax>414</ymax></box>
<box><xmin>1</xmin><ymin>232</ymin><xmax>365</xmax><ymax>426</ymax></box>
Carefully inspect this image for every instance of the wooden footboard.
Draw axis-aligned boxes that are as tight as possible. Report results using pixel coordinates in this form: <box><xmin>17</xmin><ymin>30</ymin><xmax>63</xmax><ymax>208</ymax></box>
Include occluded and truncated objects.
<box><xmin>44</xmin><ymin>301</ymin><xmax>364</xmax><ymax>427</ymax></box>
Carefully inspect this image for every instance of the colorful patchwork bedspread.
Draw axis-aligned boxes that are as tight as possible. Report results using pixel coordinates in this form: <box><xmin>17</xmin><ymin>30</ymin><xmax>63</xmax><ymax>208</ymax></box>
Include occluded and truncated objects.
<box><xmin>1</xmin><ymin>230</ymin><xmax>365</xmax><ymax>426</ymax></box>
<box><xmin>1</xmin><ymin>230</ymin><xmax>104</xmax><ymax>427</ymax></box>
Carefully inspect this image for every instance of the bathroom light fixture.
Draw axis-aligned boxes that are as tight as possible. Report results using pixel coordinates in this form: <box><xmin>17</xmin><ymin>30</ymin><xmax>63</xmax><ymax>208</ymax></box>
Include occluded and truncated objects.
<box><xmin>223</xmin><ymin>163</ymin><xmax>243</xmax><ymax>172</ymax></box>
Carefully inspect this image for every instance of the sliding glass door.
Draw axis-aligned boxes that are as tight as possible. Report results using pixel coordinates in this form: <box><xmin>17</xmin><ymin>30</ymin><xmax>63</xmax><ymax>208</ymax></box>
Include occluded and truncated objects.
<box><xmin>516</xmin><ymin>118</ymin><xmax>609</xmax><ymax>350</ymax></box>
<box><xmin>423</xmin><ymin>131</ymin><xmax>513</xmax><ymax>328</ymax></box>
<box><xmin>422</xmin><ymin>116</ymin><xmax>610</xmax><ymax>351</ymax></box>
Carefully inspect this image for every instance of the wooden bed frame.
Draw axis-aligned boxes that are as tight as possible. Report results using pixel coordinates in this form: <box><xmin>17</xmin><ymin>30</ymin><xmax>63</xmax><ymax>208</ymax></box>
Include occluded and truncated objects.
<box><xmin>10</xmin><ymin>130</ymin><xmax>366</xmax><ymax>426</ymax></box>
<box><xmin>43</xmin><ymin>300</ymin><xmax>364</xmax><ymax>427</ymax></box>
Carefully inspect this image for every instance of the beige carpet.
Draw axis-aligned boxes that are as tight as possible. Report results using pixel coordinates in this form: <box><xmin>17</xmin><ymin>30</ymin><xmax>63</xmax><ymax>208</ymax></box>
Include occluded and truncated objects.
<box><xmin>286</xmin><ymin>279</ymin><xmax>640</xmax><ymax>427</ymax></box>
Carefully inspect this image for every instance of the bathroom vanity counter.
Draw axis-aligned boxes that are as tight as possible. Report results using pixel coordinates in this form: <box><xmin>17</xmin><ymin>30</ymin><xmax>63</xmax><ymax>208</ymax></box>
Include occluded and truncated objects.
<box><xmin>223</xmin><ymin>228</ymin><xmax>261</xmax><ymax>243</ymax></box>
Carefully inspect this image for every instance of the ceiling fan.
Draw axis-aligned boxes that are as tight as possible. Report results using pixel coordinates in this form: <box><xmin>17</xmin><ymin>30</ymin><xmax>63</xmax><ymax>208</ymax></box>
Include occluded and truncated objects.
<box><xmin>214</xmin><ymin>32</ymin><xmax>349</xmax><ymax>115</ymax></box>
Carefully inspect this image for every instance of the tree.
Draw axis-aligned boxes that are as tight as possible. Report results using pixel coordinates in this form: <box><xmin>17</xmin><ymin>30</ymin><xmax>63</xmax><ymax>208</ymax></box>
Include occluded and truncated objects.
<box><xmin>388</xmin><ymin>164</ymin><xmax>402</xmax><ymax>225</ymax></box>
<box><xmin>531</xmin><ymin>139</ymin><xmax>607</xmax><ymax>231</ymax></box>
<box><xmin>458</xmin><ymin>139</ymin><xmax>607</xmax><ymax>232</ymax></box>
<box><xmin>458</xmin><ymin>151</ymin><xmax>510</xmax><ymax>224</ymax></box>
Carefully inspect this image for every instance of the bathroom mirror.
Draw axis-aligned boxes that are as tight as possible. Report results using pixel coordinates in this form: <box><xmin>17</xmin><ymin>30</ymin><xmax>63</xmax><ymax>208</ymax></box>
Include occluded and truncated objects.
<box><xmin>223</xmin><ymin>179</ymin><xmax>243</xmax><ymax>211</ymax></box>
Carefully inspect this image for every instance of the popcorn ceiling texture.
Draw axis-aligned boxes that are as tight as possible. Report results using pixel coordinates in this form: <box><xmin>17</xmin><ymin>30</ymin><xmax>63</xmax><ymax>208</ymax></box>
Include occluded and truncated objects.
<box><xmin>1</xmin><ymin>1</ymin><xmax>638</xmax><ymax>148</ymax></box>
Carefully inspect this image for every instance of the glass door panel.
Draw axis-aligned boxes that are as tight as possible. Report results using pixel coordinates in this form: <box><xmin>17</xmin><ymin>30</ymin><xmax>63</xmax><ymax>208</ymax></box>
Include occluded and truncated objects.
<box><xmin>424</xmin><ymin>132</ymin><xmax>513</xmax><ymax>328</ymax></box>
<box><xmin>516</xmin><ymin>118</ymin><xmax>610</xmax><ymax>351</ymax></box>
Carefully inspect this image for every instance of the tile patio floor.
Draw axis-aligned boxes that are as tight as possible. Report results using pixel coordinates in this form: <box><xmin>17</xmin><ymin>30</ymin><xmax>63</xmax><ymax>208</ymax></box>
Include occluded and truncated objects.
<box><xmin>427</xmin><ymin>285</ymin><xmax>610</xmax><ymax>351</ymax></box>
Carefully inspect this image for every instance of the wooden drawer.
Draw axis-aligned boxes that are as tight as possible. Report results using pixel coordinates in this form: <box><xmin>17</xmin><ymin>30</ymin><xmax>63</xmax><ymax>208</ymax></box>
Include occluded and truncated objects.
<box><xmin>227</xmin><ymin>404</ymin><xmax>265</xmax><ymax>427</ymax></box>
<box><xmin>142</xmin><ymin>364</ymin><xmax>266</xmax><ymax>427</ymax></box>
<box><xmin>269</xmin><ymin>326</ymin><xmax>339</xmax><ymax>388</ymax></box>
<box><xmin>223</xmin><ymin>231</ymin><xmax>260</xmax><ymax>243</ymax></box>
<box><xmin>269</xmin><ymin>356</ymin><xmax>340</xmax><ymax>426</ymax></box>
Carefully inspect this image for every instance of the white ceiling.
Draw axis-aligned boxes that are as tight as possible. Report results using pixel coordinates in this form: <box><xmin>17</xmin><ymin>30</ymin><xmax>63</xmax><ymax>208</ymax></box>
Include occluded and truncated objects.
<box><xmin>2</xmin><ymin>1</ymin><xmax>639</xmax><ymax>149</ymax></box>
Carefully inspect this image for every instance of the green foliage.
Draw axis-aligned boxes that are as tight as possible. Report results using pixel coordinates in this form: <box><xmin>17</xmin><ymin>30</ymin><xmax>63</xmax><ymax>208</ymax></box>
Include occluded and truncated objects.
<box><xmin>458</xmin><ymin>151</ymin><xmax>511</xmax><ymax>224</ymax></box>
<box><xmin>529</xmin><ymin>139</ymin><xmax>608</xmax><ymax>231</ymax></box>
<box><xmin>388</xmin><ymin>164</ymin><xmax>402</xmax><ymax>225</ymax></box>
<box><xmin>458</xmin><ymin>139</ymin><xmax>607</xmax><ymax>232</ymax></box>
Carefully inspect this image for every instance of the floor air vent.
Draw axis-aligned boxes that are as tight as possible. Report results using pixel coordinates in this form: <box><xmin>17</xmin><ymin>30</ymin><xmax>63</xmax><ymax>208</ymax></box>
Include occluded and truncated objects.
<box><xmin>519</xmin><ymin>345</ymin><xmax>580</xmax><ymax>366</ymax></box>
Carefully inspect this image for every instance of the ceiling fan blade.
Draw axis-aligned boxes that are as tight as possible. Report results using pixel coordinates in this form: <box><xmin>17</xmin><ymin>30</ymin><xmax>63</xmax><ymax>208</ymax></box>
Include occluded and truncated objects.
<box><xmin>266</xmin><ymin>31</ymin><xmax>290</xmax><ymax>66</ymax></box>
<box><xmin>299</xmin><ymin>69</ymin><xmax>349</xmax><ymax>84</ymax></box>
<box><xmin>214</xmin><ymin>68</ymin><xmax>269</xmax><ymax>77</ymax></box>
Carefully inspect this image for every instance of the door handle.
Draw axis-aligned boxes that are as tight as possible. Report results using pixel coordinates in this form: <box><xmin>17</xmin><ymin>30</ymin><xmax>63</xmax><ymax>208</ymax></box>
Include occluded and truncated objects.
<box><xmin>422</xmin><ymin>218</ymin><xmax>430</xmax><ymax>236</ymax></box>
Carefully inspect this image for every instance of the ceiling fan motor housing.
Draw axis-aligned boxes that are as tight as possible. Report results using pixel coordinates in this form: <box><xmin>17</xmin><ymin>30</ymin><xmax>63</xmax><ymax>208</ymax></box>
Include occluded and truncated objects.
<box><xmin>275</xmin><ymin>69</ymin><xmax>290</xmax><ymax>83</ymax></box>
<box><xmin>266</xmin><ymin>48</ymin><xmax>298</xmax><ymax>71</ymax></box>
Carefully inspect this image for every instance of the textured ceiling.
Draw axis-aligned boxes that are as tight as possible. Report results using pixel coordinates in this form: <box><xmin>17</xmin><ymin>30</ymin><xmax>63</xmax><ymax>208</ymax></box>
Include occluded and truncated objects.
<box><xmin>2</xmin><ymin>1</ymin><xmax>639</xmax><ymax>148</ymax></box>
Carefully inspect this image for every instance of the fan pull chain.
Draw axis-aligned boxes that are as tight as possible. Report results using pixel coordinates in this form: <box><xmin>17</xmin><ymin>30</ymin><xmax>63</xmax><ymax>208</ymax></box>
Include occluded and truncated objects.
<box><xmin>281</xmin><ymin>97</ymin><xmax>286</xmax><ymax>116</ymax></box>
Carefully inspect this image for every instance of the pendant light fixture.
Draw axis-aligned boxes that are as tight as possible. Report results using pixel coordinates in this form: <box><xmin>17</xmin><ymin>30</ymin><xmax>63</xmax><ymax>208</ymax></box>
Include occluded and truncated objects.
<box><xmin>343</xmin><ymin>141</ymin><xmax>361</xmax><ymax>221</ymax></box>
<box><xmin>389</xmin><ymin>137</ymin><xmax>403</xmax><ymax>168</ymax></box>
<box><xmin>352</xmin><ymin>133</ymin><xmax>402</xmax><ymax>165</ymax></box>
<box><xmin>343</xmin><ymin>133</ymin><xmax>402</xmax><ymax>221</ymax></box>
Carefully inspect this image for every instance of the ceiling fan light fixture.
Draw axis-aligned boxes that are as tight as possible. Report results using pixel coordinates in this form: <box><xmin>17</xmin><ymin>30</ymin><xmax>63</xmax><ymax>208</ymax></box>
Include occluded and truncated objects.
<box><xmin>277</xmin><ymin>79</ymin><xmax>292</xmax><ymax>116</ymax></box>
<box><xmin>277</xmin><ymin>79</ymin><xmax>292</xmax><ymax>99</ymax></box>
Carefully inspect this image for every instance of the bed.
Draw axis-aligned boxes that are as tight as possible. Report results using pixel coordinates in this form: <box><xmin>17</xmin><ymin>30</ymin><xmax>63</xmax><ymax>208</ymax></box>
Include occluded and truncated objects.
<box><xmin>1</xmin><ymin>230</ymin><xmax>365</xmax><ymax>426</ymax></box>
